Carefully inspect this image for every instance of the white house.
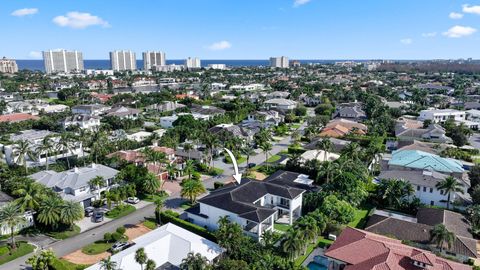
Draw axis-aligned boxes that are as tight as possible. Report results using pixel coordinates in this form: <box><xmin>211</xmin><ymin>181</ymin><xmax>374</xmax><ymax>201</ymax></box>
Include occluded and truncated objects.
<box><xmin>0</xmin><ymin>192</ymin><xmax>35</xmax><ymax>236</ymax></box>
<box><xmin>85</xmin><ymin>223</ymin><xmax>223</xmax><ymax>270</ymax></box>
<box><xmin>63</xmin><ymin>115</ymin><xmax>101</xmax><ymax>131</ymax></box>
<box><xmin>127</xmin><ymin>131</ymin><xmax>152</xmax><ymax>142</ymax></box>
<box><xmin>1</xmin><ymin>130</ymin><xmax>84</xmax><ymax>167</ymax></box>
<box><xmin>264</xmin><ymin>98</ymin><xmax>297</xmax><ymax>111</ymax></box>
<box><xmin>418</xmin><ymin>109</ymin><xmax>466</xmax><ymax>123</ymax></box>
<box><xmin>186</xmin><ymin>171</ymin><xmax>314</xmax><ymax>240</ymax></box>
<box><xmin>377</xmin><ymin>170</ymin><xmax>471</xmax><ymax>208</ymax></box>
<box><xmin>71</xmin><ymin>104</ymin><xmax>110</xmax><ymax>116</ymax></box>
<box><xmin>159</xmin><ymin>115</ymin><xmax>178</xmax><ymax>128</ymax></box>
<box><xmin>29</xmin><ymin>163</ymin><xmax>118</xmax><ymax>208</ymax></box>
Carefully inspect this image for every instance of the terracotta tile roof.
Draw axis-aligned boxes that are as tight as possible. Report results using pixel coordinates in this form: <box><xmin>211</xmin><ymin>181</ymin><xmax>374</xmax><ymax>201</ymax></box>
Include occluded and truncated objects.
<box><xmin>325</xmin><ymin>227</ymin><xmax>471</xmax><ymax>270</ymax></box>
<box><xmin>0</xmin><ymin>113</ymin><xmax>39</xmax><ymax>123</ymax></box>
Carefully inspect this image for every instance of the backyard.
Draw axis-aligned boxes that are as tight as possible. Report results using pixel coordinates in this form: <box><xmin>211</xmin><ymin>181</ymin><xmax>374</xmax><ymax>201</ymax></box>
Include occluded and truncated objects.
<box><xmin>0</xmin><ymin>241</ymin><xmax>35</xmax><ymax>265</ymax></box>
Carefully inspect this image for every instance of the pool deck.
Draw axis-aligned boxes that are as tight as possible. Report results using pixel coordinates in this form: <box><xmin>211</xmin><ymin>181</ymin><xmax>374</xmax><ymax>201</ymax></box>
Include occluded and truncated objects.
<box><xmin>302</xmin><ymin>247</ymin><xmax>326</xmax><ymax>267</ymax></box>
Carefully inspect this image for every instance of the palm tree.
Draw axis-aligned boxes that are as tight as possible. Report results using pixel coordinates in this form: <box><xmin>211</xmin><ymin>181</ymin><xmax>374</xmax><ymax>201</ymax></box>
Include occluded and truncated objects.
<box><xmin>241</xmin><ymin>145</ymin><xmax>255</xmax><ymax>166</ymax></box>
<box><xmin>183</xmin><ymin>143</ymin><xmax>193</xmax><ymax>160</ymax></box>
<box><xmin>135</xmin><ymin>248</ymin><xmax>148</xmax><ymax>270</ymax></box>
<box><xmin>341</xmin><ymin>142</ymin><xmax>361</xmax><ymax>161</ymax></box>
<box><xmin>181</xmin><ymin>179</ymin><xmax>206</xmax><ymax>204</ymax></box>
<box><xmin>153</xmin><ymin>196</ymin><xmax>165</xmax><ymax>224</ymax></box>
<box><xmin>316</xmin><ymin>138</ymin><xmax>333</xmax><ymax>162</ymax></box>
<box><xmin>183</xmin><ymin>160</ymin><xmax>195</xmax><ymax>180</ymax></box>
<box><xmin>202</xmin><ymin>134</ymin><xmax>219</xmax><ymax>168</ymax></box>
<box><xmin>37</xmin><ymin>136</ymin><xmax>54</xmax><ymax>170</ymax></box>
<box><xmin>0</xmin><ymin>203</ymin><xmax>26</xmax><ymax>249</ymax></box>
<box><xmin>89</xmin><ymin>176</ymin><xmax>105</xmax><ymax>196</ymax></box>
<box><xmin>37</xmin><ymin>196</ymin><xmax>62</xmax><ymax>229</ymax></box>
<box><xmin>142</xmin><ymin>173</ymin><xmax>161</xmax><ymax>194</ymax></box>
<box><xmin>436</xmin><ymin>176</ymin><xmax>464</xmax><ymax>209</ymax></box>
<box><xmin>11</xmin><ymin>140</ymin><xmax>37</xmax><ymax>174</ymax></box>
<box><xmin>99</xmin><ymin>256</ymin><xmax>118</xmax><ymax>270</ymax></box>
<box><xmin>260</xmin><ymin>142</ymin><xmax>272</xmax><ymax>168</ymax></box>
<box><xmin>145</xmin><ymin>259</ymin><xmax>156</xmax><ymax>270</ymax></box>
<box><xmin>282</xmin><ymin>231</ymin><xmax>303</xmax><ymax>260</ymax></box>
<box><xmin>430</xmin><ymin>224</ymin><xmax>455</xmax><ymax>252</ymax></box>
<box><xmin>60</xmin><ymin>201</ymin><xmax>84</xmax><ymax>229</ymax></box>
<box><xmin>180</xmin><ymin>252</ymin><xmax>209</xmax><ymax>270</ymax></box>
<box><xmin>13</xmin><ymin>182</ymin><xmax>45</xmax><ymax>211</ymax></box>
<box><xmin>166</xmin><ymin>163</ymin><xmax>177</xmax><ymax>181</ymax></box>
<box><xmin>57</xmin><ymin>133</ymin><xmax>75</xmax><ymax>169</ymax></box>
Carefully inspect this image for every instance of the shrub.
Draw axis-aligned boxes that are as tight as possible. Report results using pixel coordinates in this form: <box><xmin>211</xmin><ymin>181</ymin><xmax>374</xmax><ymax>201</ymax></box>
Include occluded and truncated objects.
<box><xmin>160</xmin><ymin>211</ymin><xmax>216</xmax><ymax>242</ymax></box>
<box><xmin>164</xmin><ymin>210</ymin><xmax>180</xmax><ymax>218</ymax></box>
<box><xmin>103</xmin><ymin>233</ymin><xmax>112</xmax><ymax>243</ymax></box>
<box><xmin>214</xmin><ymin>182</ymin><xmax>224</xmax><ymax>189</ymax></box>
<box><xmin>116</xmin><ymin>226</ymin><xmax>126</xmax><ymax>235</ymax></box>
<box><xmin>111</xmin><ymin>232</ymin><xmax>123</xmax><ymax>242</ymax></box>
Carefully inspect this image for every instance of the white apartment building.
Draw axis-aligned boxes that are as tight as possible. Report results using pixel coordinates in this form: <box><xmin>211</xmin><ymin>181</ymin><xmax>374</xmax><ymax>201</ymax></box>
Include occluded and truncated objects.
<box><xmin>110</xmin><ymin>50</ymin><xmax>136</xmax><ymax>71</ymax></box>
<box><xmin>185</xmin><ymin>57</ymin><xmax>201</xmax><ymax>69</ymax></box>
<box><xmin>142</xmin><ymin>51</ymin><xmax>166</xmax><ymax>70</ymax></box>
<box><xmin>43</xmin><ymin>50</ymin><xmax>84</xmax><ymax>74</ymax></box>
<box><xmin>0</xmin><ymin>57</ymin><xmax>19</xmax><ymax>74</ymax></box>
<box><xmin>270</xmin><ymin>56</ymin><xmax>289</xmax><ymax>68</ymax></box>
<box><xmin>418</xmin><ymin>109</ymin><xmax>466</xmax><ymax>123</ymax></box>
<box><xmin>208</xmin><ymin>64</ymin><xmax>226</xmax><ymax>70</ymax></box>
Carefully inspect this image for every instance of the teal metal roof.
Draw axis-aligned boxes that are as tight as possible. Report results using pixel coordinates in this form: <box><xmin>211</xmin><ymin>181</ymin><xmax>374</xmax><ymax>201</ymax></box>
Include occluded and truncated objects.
<box><xmin>389</xmin><ymin>150</ymin><xmax>464</xmax><ymax>173</ymax></box>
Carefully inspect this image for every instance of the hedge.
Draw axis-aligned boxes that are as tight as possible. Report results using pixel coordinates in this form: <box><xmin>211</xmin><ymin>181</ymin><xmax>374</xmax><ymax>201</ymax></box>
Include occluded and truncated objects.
<box><xmin>160</xmin><ymin>212</ymin><xmax>216</xmax><ymax>242</ymax></box>
<box><xmin>288</xmin><ymin>146</ymin><xmax>306</xmax><ymax>155</ymax></box>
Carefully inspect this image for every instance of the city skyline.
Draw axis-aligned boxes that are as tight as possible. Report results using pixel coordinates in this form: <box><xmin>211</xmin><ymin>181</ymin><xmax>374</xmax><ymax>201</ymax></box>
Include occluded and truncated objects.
<box><xmin>2</xmin><ymin>0</ymin><xmax>480</xmax><ymax>60</ymax></box>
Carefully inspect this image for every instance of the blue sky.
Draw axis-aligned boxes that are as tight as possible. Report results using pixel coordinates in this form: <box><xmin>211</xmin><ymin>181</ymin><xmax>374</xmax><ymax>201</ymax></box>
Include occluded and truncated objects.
<box><xmin>2</xmin><ymin>0</ymin><xmax>480</xmax><ymax>59</ymax></box>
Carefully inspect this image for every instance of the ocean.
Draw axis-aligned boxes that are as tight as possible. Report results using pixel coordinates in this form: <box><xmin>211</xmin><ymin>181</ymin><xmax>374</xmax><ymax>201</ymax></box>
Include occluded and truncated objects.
<box><xmin>16</xmin><ymin>59</ymin><xmax>358</xmax><ymax>72</ymax></box>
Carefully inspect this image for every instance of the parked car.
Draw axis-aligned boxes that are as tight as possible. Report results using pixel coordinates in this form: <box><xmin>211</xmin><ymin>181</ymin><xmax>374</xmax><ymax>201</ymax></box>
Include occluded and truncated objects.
<box><xmin>247</xmin><ymin>163</ymin><xmax>257</xmax><ymax>168</ymax></box>
<box><xmin>126</xmin><ymin>197</ymin><xmax>140</xmax><ymax>204</ymax></box>
<box><xmin>84</xmin><ymin>207</ymin><xmax>94</xmax><ymax>217</ymax></box>
<box><xmin>110</xmin><ymin>241</ymin><xmax>133</xmax><ymax>253</ymax></box>
<box><xmin>93</xmin><ymin>211</ymin><xmax>104</xmax><ymax>223</ymax></box>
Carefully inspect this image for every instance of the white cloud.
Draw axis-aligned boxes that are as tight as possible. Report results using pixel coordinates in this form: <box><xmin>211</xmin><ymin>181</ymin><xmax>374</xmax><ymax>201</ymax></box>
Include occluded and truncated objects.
<box><xmin>422</xmin><ymin>32</ymin><xmax>437</xmax><ymax>37</ymax></box>
<box><xmin>443</xmin><ymin>25</ymin><xmax>477</xmax><ymax>38</ymax></box>
<box><xmin>293</xmin><ymin>0</ymin><xmax>311</xmax><ymax>7</ymax></box>
<box><xmin>449</xmin><ymin>12</ymin><xmax>464</xmax><ymax>19</ymax></box>
<box><xmin>400</xmin><ymin>38</ymin><xmax>413</xmax><ymax>45</ymax></box>
<box><xmin>207</xmin><ymin>40</ymin><xmax>232</xmax><ymax>51</ymax></box>
<box><xmin>463</xmin><ymin>4</ymin><xmax>480</xmax><ymax>15</ymax></box>
<box><xmin>28</xmin><ymin>51</ymin><xmax>42</xmax><ymax>59</ymax></box>
<box><xmin>53</xmin><ymin>12</ymin><xmax>110</xmax><ymax>29</ymax></box>
<box><xmin>11</xmin><ymin>8</ymin><xmax>38</xmax><ymax>17</ymax></box>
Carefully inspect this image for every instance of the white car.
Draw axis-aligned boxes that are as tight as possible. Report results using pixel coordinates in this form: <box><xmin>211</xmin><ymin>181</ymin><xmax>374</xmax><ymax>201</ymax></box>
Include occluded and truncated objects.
<box><xmin>126</xmin><ymin>197</ymin><xmax>140</xmax><ymax>204</ymax></box>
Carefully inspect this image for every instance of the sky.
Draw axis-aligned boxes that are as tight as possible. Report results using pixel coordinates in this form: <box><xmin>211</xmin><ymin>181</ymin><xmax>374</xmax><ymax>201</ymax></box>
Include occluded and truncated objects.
<box><xmin>1</xmin><ymin>0</ymin><xmax>480</xmax><ymax>60</ymax></box>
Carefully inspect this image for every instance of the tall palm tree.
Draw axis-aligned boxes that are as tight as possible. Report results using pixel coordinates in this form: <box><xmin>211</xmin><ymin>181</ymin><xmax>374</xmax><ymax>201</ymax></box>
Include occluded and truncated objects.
<box><xmin>89</xmin><ymin>176</ymin><xmax>105</xmax><ymax>196</ymax></box>
<box><xmin>0</xmin><ymin>203</ymin><xmax>26</xmax><ymax>249</ymax></box>
<box><xmin>180</xmin><ymin>252</ymin><xmax>209</xmax><ymax>270</ymax></box>
<box><xmin>153</xmin><ymin>196</ymin><xmax>165</xmax><ymax>225</ymax></box>
<box><xmin>37</xmin><ymin>136</ymin><xmax>54</xmax><ymax>170</ymax></box>
<box><xmin>241</xmin><ymin>144</ymin><xmax>255</xmax><ymax>166</ymax></box>
<box><xmin>166</xmin><ymin>163</ymin><xmax>177</xmax><ymax>180</ymax></box>
<box><xmin>57</xmin><ymin>133</ymin><xmax>75</xmax><ymax>169</ymax></box>
<box><xmin>181</xmin><ymin>179</ymin><xmax>206</xmax><ymax>204</ymax></box>
<box><xmin>341</xmin><ymin>142</ymin><xmax>361</xmax><ymax>161</ymax></box>
<box><xmin>135</xmin><ymin>248</ymin><xmax>148</xmax><ymax>270</ymax></box>
<box><xmin>183</xmin><ymin>143</ymin><xmax>193</xmax><ymax>160</ymax></box>
<box><xmin>316</xmin><ymin>138</ymin><xmax>333</xmax><ymax>162</ymax></box>
<box><xmin>202</xmin><ymin>134</ymin><xmax>219</xmax><ymax>168</ymax></box>
<box><xmin>142</xmin><ymin>173</ymin><xmax>161</xmax><ymax>194</ymax></box>
<box><xmin>260</xmin><ymin>142</ymin><xmax>272</xmax><ymax>168</ymax></box>
<box><xmin>13</xmin><ymin>182</ymin><xmax>45</xmax><ymax>211</ymax></box>
<box><xmin>282</xmin><ymin>231</ymin><xmax>303</xmax><ymax>260</ymax></box>
<box><xmin>183</xmin><ymin>160</ymin><xmax>195</xmax><ymax>180</ymax></box>
<box><xmin>11</xmin><ymin>140</ymin><xmax>36</xmax><ymax>174</ymax></box>
<box><xmin>430</xmin><ymin>224</ymin><xmax>455</xmax><ymax>252</ymax></box>
<box><xmin>436</xmin><ymin>176</ymin><xmax>464</xmax><ymax>209</ymax></box>
<box><xmin>37</xmin><ymin>196</ymin><xmax>62</xmax><ymax>229</ymax></box>
<box><xmin>60</xmin><ymin>201</ymin><xmax>84</xmax><ymax>229</ymax></box>
<box><xmin>99</xmin><ymin>256</ymin><xmax>118</xmax><ymax>270</ymax></box>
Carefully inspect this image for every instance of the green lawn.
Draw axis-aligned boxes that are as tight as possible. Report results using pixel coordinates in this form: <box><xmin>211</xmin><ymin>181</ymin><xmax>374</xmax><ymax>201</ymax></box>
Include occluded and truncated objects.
<box><xmin>81</xmin><ymin>241</ymin><xmax>113</xmax><ymax>255</ymax></box>
<box><xmin>274</xmin><ymin>223</ymin><xmax>291</xmax><ymax>232</ymax></box>
<box><xmin>294</xmin><ymin>238</ymin><xmax>333</xmax><ymax>266</ymax></box>
<box><xmin>180</xmin><ymin>201</ymin><xmax>194</xmax><ymax>210</ymax></box>
<box><xmin>348</xmin><ymin>207</ymin><xmax>372</xmax><ymax>229</ymax></box>
<box><xmin>224</xmin><ymin>155</ymin><xmax>247</xmax><ymax>164</ymax></box>
<box><xmin>266</xmin><ymin>154</ymin><xmax>282</xmax><ymax>163</ymax></box>
<box><xmin>290</xmin><ymin>123</ymin><xmax>301</xmax><ymax>129</ymax></box>
<box><xmin>106</xmin><ymin>205</ymin><xmax>136</xmax><ymax>219</ymax></box>
<box><xmin>0</xmin><ymin>241</ymin><xmax>35</xmax><ymax>265</ymax></box>
<box><xmin>46</xmin><ymin>225</ymin><xmax>81</xmax><ymax>240</ymax></box>
<box><xmin>140</xmin><ymin>192</ymin><xmax>168</xmax><ymax>202</ymax></box>
<box><xmin>143</xmin><ymin>219</ymin><xmax>157</xmax><ymax>230</ymax></box>
<box><xmin>51</xmin><ymin>258</ymin><xmax>89</xmax><ymax>270</ymax></box>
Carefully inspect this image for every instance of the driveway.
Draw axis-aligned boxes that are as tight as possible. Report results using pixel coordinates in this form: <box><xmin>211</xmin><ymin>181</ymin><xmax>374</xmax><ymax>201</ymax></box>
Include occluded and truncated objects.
<box><xmin>469</xmin><ymin>133</ymin><xmax>480</xmax><ymax>149</ymax></box>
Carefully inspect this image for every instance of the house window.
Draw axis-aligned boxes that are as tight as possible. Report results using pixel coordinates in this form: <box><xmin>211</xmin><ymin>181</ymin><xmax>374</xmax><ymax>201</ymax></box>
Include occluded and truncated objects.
<box><xmin>423</xmin><ymin>187</ymin><xmax>426</xmax><ymax>192</ymax></box>
<box><xmin>429</xmin><ymin>188</ymin><xmax>433</xmax><ymax>193</ymax></box>
<box><xmin>417</xmin><ymin>186</ymin><xmax>420</xmax><ymax>191</ymax></box>
<box><xmin>430</xmin><ymin>201</ymin><xmax>434</xmax><ymax>206</ymax></box>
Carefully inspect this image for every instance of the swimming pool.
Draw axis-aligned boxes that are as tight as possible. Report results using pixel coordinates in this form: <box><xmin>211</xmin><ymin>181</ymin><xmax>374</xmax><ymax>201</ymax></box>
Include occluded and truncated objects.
<box><xmin>307</xmin><ymin>262</ymin><xmax>327</xmax><ymax>270</ymax></box>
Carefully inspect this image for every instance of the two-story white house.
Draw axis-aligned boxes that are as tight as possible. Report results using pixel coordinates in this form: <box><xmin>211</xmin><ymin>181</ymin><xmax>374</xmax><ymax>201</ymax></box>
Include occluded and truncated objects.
<box><xmin>71</xmin><ymin>104</ymin><xmax>111</xmax><ymax>116</ymax></box>
<box><xmin>264</xmin><ymin>98</ymin><xmax>297</xmax><ymax>112</ymax></box>
<box><xmin>1</xmin><ymin>130</ymin><xmax>84</xmax><ymax>167</ymax></box>
<box><xmin>63</xmin><ymin>115</ymin><xmax>101</xmax><ymax>131</ymax></box>
<box><xmin>418</xmin><ymin>109</ymin><xmax>466</xmax><ymax>123</ymax></box>
<box><xmin>29</xmin><ymin>163</ymin><xmax>118</xmax><ymax>208</ymax></box>
<box><xmin>186</xmin><ymin>171</ymin><xmax>315</xmax><ymax>240</ymax></box>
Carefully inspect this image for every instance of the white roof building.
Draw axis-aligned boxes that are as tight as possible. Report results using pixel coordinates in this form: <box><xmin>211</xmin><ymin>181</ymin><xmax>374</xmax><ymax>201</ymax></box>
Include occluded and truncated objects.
<box><xmin>85</xmin><ymin>223</ymin><xmax>223</xmax><ymax>270</ymax></box>
<box><xmin>300</xmin><ymin>150</ymin><xmax>340</xmax><ymax>163</ymax></box>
